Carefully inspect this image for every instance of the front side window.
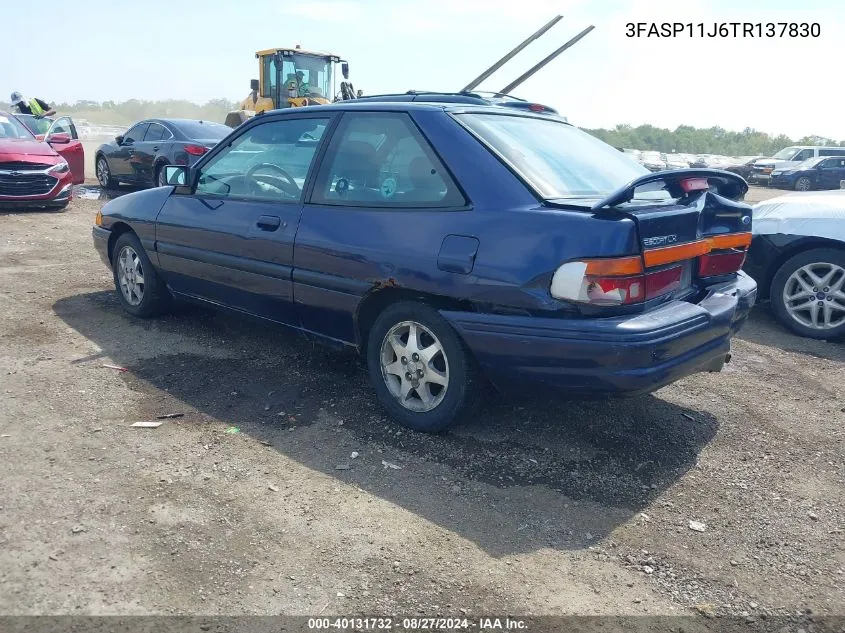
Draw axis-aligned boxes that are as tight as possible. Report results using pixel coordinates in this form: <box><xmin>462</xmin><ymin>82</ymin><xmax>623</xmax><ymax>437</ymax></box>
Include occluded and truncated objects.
<box><xmin>311</xmin><ymin>112</ymin><xmax>465</xmax><ymax>208</ymax></box>
<box><xmin>195</xmin><ymin>116</ymin><xmax>330</xmax><ymax>202</ymax></box>
<box><xmin>794</xmin><ymin>149</ymin><xmax>815</xmax><ymax>162</ymax></box>
<box><xmin>262</xmin><ymin>55</ymin><xmax>278</xmax><ymax>99</ymax></box>
<box><xmin>455</xmin><ymin>112</ymin><xmax>650</xmax><ymax>200</ymax></box>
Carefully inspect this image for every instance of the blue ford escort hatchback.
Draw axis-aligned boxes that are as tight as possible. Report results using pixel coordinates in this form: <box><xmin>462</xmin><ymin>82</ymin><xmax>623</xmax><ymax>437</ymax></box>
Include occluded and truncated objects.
<box><xmin>92</xmin><ymin>102</ymin><xmax>757</xmax><ymax>432</ymax></box>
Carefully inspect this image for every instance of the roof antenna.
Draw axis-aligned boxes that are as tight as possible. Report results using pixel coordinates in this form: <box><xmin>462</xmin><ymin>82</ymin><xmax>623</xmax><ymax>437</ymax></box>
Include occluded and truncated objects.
<box><xmin>460</xmin><ymin>15</ymin><xmax>563</xmax><ymax>93</ymax></box>
<box><xmin>497</xmin><ymin>25</ymin><xmax>595</xmax><ymax>95</ymax></box>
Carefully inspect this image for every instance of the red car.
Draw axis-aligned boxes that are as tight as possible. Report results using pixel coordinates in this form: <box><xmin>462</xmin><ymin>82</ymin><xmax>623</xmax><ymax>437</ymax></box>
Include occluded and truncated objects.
<box><xmin>0</xmin><ymin>110</ymin><xmax>84</xmax><ymax>210</ymax></box>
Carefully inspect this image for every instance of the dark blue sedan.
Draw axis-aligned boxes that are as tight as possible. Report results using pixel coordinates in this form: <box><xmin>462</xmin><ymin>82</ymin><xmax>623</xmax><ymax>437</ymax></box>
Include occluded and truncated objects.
<box><xmin>770</xmin><ymin>156</ymin><xmax>845</xmax><ymax>191</ymax></box>
<box><xmin>92</xmin><ymin>102</ymin><xmax>757</xmax><ymax>432</ymax></box>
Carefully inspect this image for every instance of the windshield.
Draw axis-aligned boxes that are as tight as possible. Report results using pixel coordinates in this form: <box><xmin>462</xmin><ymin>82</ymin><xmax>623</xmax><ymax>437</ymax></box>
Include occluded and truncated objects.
<box><xmin>772</xmin><ymin>147</ymin><xmax>801</xmax><ymax>160</ymax></box>
<box><xmin>0</xmin><ymin>113</ymin><xmax>36</xmax><ymax>139</ymax></box>
<box><xmin>15</xmin><ymin>114</ymin><xmax>53</xmax><ymax>135</ymax></box>
<box><xmin>456</xmin><ymin>113</ymin><xmax>651</xmax><ymax>199</ymax></box>
<box><xmin>175</xmin><ymin>120</ymin><xmax>231</xmax><ymax>141</ymax></box>
<box><xmin>281</xmin><ymin>54</ymin><xmax>332</xmax><ymax>99</ymax></box>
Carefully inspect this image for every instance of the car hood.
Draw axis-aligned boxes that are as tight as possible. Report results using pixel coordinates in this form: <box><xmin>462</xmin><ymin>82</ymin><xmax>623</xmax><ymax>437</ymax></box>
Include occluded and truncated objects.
<box><xmin>754</xmin><ymin>159</ymin><xmax>790</xmax><ymax>168</ymax></box>
<box><xmin>752</xmin><ymin>190</ymin><xmax>845</xmax><ymax>241</ymax></box>
<box><xmin>0</xmin><ymin>138</ymin><xmax>60</xmax><ymax>159</ymax></box>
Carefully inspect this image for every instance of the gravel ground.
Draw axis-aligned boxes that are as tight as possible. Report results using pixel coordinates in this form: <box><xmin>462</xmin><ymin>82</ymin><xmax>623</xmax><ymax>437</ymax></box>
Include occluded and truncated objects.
<box><xmin>0</xmin><ymin>187</ymin><xmax>842</xmax><ymax>630</ymax></box>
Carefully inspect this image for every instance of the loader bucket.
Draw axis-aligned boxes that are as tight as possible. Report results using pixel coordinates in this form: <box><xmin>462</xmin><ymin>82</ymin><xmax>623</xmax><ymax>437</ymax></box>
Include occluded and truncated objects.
<box><xmin>224</xmin><ymin>110</ymin><xmax>255</xmax><ymax>129</ymax></box>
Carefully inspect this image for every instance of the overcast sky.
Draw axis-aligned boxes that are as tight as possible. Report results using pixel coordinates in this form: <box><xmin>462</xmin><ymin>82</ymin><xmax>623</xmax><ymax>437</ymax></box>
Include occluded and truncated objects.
<box><xmin>3</xmin><ymin>0</ymin><xmax>842</xmax><ymax>139</ymax></box>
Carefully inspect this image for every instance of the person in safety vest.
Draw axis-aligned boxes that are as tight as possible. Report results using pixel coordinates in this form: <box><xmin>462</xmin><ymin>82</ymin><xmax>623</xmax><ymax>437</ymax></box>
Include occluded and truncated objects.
<box><xmin>9</xmin><ymin>91</ymin><xmax>56</xmax><ymax>119</ymax></box>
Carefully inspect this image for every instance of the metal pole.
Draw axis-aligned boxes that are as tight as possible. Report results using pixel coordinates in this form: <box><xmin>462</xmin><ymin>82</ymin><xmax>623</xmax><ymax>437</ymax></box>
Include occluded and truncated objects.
<box><xmin>460</xmin><ymin>15</ymin><xmax>563</xmax><ymax>93</ymax></box>
<box><xmin>497</xmin><ymin>25</ymin><xmax>595</xmax><ymax>95</ymax></box>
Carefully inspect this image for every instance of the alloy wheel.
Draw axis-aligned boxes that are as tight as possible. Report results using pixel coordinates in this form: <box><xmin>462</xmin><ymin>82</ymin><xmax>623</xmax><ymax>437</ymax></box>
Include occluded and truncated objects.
<box><xmin>97</xmin><ymin>159</ymin><xmax>110</xmax><ymax>188</ymax></box>
<box><xmin>782</xmin><ymin>262</ymin><xmax>845</xmax><ymax>330</ymax></box>
<box><xmin>379</xmin><ymin>320</ymin><xmax>450</xmax><ymax>412</ymax></box>
<box><xmin>117</xmin><ymin>245</ymin><xmax>145</xmax><ymax>306</ymax></box>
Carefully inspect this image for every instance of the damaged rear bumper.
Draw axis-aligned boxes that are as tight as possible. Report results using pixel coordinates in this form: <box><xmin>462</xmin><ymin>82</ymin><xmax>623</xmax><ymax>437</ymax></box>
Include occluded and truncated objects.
<box><xmin>440</xmin><ymin>271</ymin><xmax>757</xmax><ymax>396</ymax></box>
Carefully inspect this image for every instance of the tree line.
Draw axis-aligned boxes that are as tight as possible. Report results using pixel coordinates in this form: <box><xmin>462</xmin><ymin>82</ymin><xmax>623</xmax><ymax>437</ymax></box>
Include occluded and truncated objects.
<box><xmin>583</xmin><ymin>123</ymin><xmax>845</xmax><ymax>156</ymax></box>
<box><xmin>2</xmin><ymin>98</ymin><xmax>842</xmax><ymax>155</ymax></box>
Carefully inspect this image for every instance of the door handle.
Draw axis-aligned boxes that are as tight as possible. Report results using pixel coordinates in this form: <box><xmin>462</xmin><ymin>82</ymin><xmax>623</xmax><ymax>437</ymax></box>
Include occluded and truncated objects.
<box><xmin>256</xmin><ymin>215</ymin><xmax>283</xmax><ymax>231</ymax></box>
<box><xmin>152</xmin><ymin>146</ymin><xmax>159</xmax><ymax>151</ymax></box>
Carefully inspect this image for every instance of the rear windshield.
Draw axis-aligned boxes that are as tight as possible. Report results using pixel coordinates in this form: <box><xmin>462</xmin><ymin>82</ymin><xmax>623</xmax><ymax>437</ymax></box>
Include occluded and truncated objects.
<box><xmin>174</xmin><ymin>120</ymin><xmax>231</xmax><ymax>141</ymax></box>
<box><xmin>454</xmin><ymin>113</ymin><xmax>649</xmax><ymax>199</ymax></box>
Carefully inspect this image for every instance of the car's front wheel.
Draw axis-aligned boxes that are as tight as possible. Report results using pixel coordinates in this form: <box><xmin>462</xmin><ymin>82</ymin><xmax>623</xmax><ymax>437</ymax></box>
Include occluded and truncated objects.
<box><xmin>111</xmin><ymin>232</ymin><xmax>171</xmax><ymax>318</ymax></box>
<box><xmin>794</xmin><ymin>176</ymin><xmax>812</xmax><ymax>192</ymax></box>
<box><xmin>770</xmin><ymin>248</ymin><xmax>845</xmax><ymax>339</ymax></box>
<box><xmin>96</xmin><ymin>156</ymin><xmax>117</xmax><ymax>189</ymax></box>
<box><xmin>366</xmin><ymin>301</ymin><xmax>484</xmax><ymax>433</ymax></box>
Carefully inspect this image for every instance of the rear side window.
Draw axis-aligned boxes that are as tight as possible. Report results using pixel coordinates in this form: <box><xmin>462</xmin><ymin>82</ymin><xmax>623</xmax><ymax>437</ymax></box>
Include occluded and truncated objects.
<box><xmin>819</xmin><ymin>148</ymin><xmax>845</xmax><ymax>156</ymax></box>
<box><xmin>124</xmin><ymin>123</ymin><xmax>149</xmax><ymax>144</ymax></box>
<box><xmin>144</xmin><ymin>123</ymin><xmax>166</xmax><ymax>142</ymax></box>
<box><xmin>454</xmin><ymin>112</ymin><xmax>649</xmax><ymax>200</ymax></box>
<box><xmin>311</xmin><ymin>112</ymin><xmax>466</xmax><ymax>208</ymax></box>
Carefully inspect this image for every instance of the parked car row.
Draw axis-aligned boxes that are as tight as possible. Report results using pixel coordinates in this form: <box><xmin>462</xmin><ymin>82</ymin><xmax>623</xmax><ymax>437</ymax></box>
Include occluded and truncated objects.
<box><xmin>622</xmin><ymin>145</ymin><xmax>845</xmax><ymax>193</ymax></box>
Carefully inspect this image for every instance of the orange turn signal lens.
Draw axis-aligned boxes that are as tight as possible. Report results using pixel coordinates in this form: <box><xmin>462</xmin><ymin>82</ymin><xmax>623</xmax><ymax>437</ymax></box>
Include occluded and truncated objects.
<box><xmin>584</xmin><ymin>256</ymin><xmax>644</xmax><ymax>276</ymax></box>
<box><xmin>95</xmin><ymin>210</ymin><xmax>103</xmax><ymax>226</ymax></box>
<box><xmin>643</xmin><ymin>240</ymin><xmax>709</xmax><ymax>268</ymax></box>
<box><xmin>706</xmin><ymin>232</ymin><xmax>752</xmax><ymax>250</ymax></box>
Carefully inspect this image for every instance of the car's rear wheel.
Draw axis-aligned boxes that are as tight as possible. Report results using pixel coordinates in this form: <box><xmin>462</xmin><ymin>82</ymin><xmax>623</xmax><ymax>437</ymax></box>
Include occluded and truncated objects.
<box><xmin>112</xmin><ymin>232</ymin><xmax>170</xmax><ymax>318</ymax></box>
<box><xmin>770</xmin><ymin>248</ymin><xmax>845</xmax><ymax>339</ymax></box>
<box><xmin>96</xmin><ymin>156</ymin><xmax>117</xmax><ymax>189</ymax></box>
<box><xmin>794</xmin><ymin>176</ymin><xmax>812</xmax><ymax>192</ymax></box>
<box><xmin>155</xmin><ymin>163</ymin><xmax>169</xmax><ymax>187</ymax></box>
<box><xmin>366</xmin><ymin>301</ymin><xmax>484</xmax><ymax>433</ymax></box>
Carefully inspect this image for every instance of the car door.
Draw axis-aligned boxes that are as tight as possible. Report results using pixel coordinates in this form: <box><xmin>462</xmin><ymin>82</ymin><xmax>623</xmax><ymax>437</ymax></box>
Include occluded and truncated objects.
<box><xmin>111</xmin><ymin>122</ymin><xmax>149</xmax><ymax>181</ymax></box>
<box><xmin>132</xmin><ymin>122</ymin><xmax>166</xmax><ymax>185</ymax></box>
<box><xmin>294</xmin><ymin>111</ymin><xmax>470</xmax><ymax>344</ymax></box>
<box><xmin>44</xmin><ymin>116</ymin><xmax>85</xmax><ymax>184</ymax></box>
<box><xmin>816</xmin><ymin>158</ymin><xmax>845</xmax><ymax>189</ymax></box>
<box><xmin>153</xmin><ymin>113</ymin><xmax>334</xmax><ymax>325</ymax></box>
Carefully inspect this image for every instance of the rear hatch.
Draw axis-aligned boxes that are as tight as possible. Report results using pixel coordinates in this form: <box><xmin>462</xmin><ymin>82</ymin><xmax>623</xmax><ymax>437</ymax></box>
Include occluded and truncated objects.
<box><xmin>547</xmin><ymin>169</ymin><xmax>752</xmax><ymax>310</ymax></box>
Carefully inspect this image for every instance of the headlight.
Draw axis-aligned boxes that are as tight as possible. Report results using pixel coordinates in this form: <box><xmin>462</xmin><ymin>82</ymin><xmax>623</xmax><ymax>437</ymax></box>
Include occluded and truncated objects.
<box><xmin>771</xmin><ymin>170</ymin><xmax>782</xmax><ymax>175</ymax></box>
<box><xmin>48</xmin><ymin>159</ymin><xmax>69</xmax><ymax>175</ymax></box>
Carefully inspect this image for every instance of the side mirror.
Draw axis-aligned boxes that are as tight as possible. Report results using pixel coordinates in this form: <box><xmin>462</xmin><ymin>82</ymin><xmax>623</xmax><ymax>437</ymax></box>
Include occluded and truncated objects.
<box><xmin>47</xmin><ymin>132</ymin><xmax>71</xmax><ymax>144</ymax></box>
<box><xmin>250</xmin><ymin>78</ymin><xmax>259</xmax><ymax>91</ymax></box>
<box><xmin>341</xmin><ymin>62</ymin><xmax>349</xmax><ymax>79</ymax></box>
<box><xmin>164</xmin><ymin>165</ymin><xmax>188</xmax><ymax>186</ymax></box>
<box><xmin>115</xmin><ymin>135</ymin><xmax>125</xmax><ymax>145</ymax></box>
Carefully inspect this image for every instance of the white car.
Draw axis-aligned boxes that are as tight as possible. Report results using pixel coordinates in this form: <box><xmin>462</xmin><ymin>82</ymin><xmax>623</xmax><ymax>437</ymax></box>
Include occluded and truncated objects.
<box><xmin>743</xmin><ymin>190</ymin><xmax>845</xmax><ymax>339</ymax></box>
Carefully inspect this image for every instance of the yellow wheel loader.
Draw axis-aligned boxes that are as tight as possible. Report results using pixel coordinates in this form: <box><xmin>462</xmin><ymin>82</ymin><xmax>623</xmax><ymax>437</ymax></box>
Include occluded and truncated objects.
<box><xmin>225</xmin><ymin>45</ymin><xmax>357</xmax><ymax>128</ymax></box>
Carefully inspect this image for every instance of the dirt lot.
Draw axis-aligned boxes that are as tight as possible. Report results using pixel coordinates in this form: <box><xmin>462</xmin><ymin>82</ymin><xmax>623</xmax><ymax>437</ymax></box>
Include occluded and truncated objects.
<box><xmin>0</xmin><ymin>186</ymin><xmax>843</xmax><ymax>628</ymax></box>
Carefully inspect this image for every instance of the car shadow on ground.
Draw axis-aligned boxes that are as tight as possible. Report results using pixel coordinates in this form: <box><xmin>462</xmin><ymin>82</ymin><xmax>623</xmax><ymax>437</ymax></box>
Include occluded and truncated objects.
<box><xmin>54</xmin><ymin>290</ymin><xmax>720</xmax><ymax>556</ymax></box>
<box><xmin>737</xmin><ymin>304</ymin><xmax>845</xmax><ymax>362</ymax></box>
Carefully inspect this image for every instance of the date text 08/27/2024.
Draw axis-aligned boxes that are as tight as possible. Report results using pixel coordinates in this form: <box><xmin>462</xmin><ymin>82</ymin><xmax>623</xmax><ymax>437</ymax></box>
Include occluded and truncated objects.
<box><xmin>626</xmin><ymin>22</ymin><xmax>821</xmax><ymax>38</ymax></box>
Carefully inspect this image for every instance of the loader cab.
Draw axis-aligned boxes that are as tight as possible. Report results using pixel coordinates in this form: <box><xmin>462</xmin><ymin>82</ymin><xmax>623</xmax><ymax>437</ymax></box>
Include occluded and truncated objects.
<box><xmin>256</xmin><ymin>47</ymin><xmax>341</xmax><ymax>109</ymax></box>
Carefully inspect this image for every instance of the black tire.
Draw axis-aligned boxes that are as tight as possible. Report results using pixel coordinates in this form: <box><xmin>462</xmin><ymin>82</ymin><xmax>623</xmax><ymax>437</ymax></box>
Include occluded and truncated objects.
<box><xmin>96</xmin><ymin>155</ymin><xmax>117</xmax><ymax>189</ymax></box>
<box><xmin>365</xmin><ymin>301</ymin><xmax>485</xmax><ymax>433</ymax></box>
<box><xmin>155</xmin><ymin>162</ymin><xmax>169</xmax><ymax>187</ymax></box>
<box><xmin>111</xmin><ymin>232</ymin><xmax>171</xmax><ymax>318</ymax></box>
<box><xmin>794</xmin><ymin>176</ymin><xmax>812</xmax><ymax>192</ymax></box>
<box><xmin>770</xmin><ymin>247</ymin><xmax>845</xmax><ymax>340</ymax></box>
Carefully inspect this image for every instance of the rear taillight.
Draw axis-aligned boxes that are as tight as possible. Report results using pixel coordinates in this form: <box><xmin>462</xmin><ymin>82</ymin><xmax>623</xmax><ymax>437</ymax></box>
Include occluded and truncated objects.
<box><xmin>550</xmin><ymin>257</ymin><xmax>684</xmax><ymax>306</ymax></box>
<box><xmin>698</xmin><ymin>249</ymin><xmax>747</xmax><ymax>278</ymax></box>
<box><xmin>679</xmin><ymin>177</ymin><xmax>709</xmax><ymax>193</ymax></box>
<box><xmin>184</xmin><ymin>144</ymin><xmax>208</xmax><ymax>156</ymax></box>
<box><xmin>551</xmin><ymin>232</ymin><xmax>752</xmax><ymax>307</ymax></box>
